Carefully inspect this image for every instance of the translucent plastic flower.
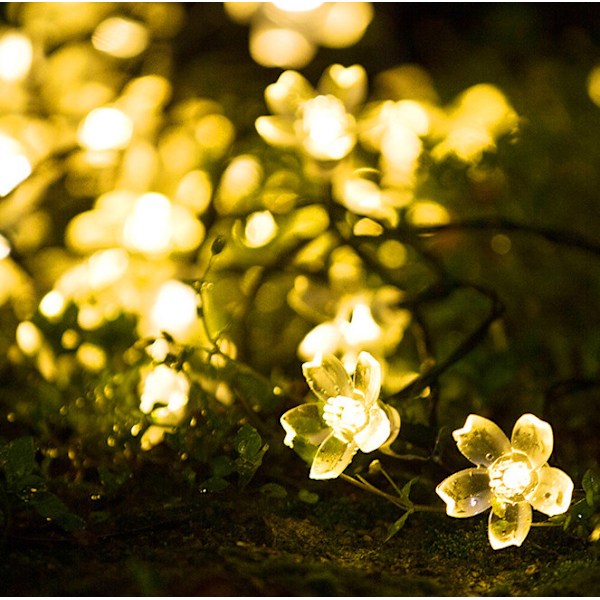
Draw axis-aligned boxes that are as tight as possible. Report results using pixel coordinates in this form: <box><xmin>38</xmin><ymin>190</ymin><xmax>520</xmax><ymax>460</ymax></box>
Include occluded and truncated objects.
<box><xmin>436</xmin><ymin>414</ymin><xmax>574</xmax><ymax>550</ymax></box>
<box><xmin>280</xmin><ymin>351</ymin><xmax>400</xmax><ymax>479</ymax></box>
<box><xmin>255</xmin><ymin>64</ymin><xmax>367</xmax><ymax>162</ymax></box>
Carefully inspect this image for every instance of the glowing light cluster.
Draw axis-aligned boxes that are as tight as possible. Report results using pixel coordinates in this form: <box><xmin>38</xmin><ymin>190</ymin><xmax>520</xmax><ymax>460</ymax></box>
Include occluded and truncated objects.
<box><xmin>225</xmin><ymin>2</ymin><xmax>373</xmax><ymax>69</ymax></box>
<box><xmin>436</xmin><ymin>414</ymin><xmax>574</xmax><ymax>550</ymax></box>
<box><xmin>78</xmin><ymin>107</ymin><xmax>134</xmax><ymax>152</ymax></box>
<box><xmin>360</xmin><ymin>99</ymin><xmax>431</xmax><ymax>190</ymax></box>
<box><xmin>244</xmin><ymin>210</ymin><xmax>278</xmax><ymax>248</ymax></box>
<box><xmin>0</xmin><ymin>132</ymin><xmax>32</xmax><ymax>196</ymax></box>
<box><xmin>139</xmin><ymin>364</ymin><xmax>191</xmax><ymax>450</ymax></box>
<box><xmin>433</xmin><ymin>84</ymin><xmax>519</xmax><ymax>163</ymax></box>
<box><xmin>146</xmin><ymin>280</ymin><xmax>199</xmax><ymax>340</ymax></box>
<box><xmin>92</xmin><ymin>16</ymin><xmax>149</xmax><ymax>59</ymax></box>
<box><xmin>293</xmin><ymin>276</ymin><xmax>411</xmax><ymax>383</ymax></box>
<box><xmin>280</xmin><ymin>352</ymin><xmax>400</xmax><ymax>479</ymax></box>
<box><xmin>0</xmin><ymin>30</ymin><xmax>33</xmax><ymax>82</ymax></box>
<box><xmin>256</xmin><ymin>65</ymin><xmax>366</xmax><ymax>162</ymax></box>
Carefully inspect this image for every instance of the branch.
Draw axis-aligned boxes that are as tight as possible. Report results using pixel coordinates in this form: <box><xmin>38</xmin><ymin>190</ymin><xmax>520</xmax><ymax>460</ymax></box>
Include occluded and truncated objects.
<box><xmin>406</xmin><ymin>217</ymin><xmax>600</xmax><ymax>257</ymax></box>
<box><xmin>390</xmin><ymin>282</ymin><xmax>505</xmax><ymax>402</ymax></box>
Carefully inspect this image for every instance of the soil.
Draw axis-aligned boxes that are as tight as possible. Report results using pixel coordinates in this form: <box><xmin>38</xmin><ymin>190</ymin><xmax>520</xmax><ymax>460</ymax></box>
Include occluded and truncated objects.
<box><xmin>2</xmin><ymin>478</ymin><xmax>598</xmax><ymax>596</ymax></box>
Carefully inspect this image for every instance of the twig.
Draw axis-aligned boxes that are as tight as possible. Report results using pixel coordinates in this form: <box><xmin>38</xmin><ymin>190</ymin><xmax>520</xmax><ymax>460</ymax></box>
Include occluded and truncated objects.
<box><xmin>407</xmin><ymin>217</ymin><xmax>600</xmax><ymax>257</ymax></box>
<box><xmin>390</xmin><ymin>282</ymin><xmax>505</xmax><ymax>402</ymax></box>
<box><xmin>340</xmin><ymin>473</ymin><xmax>444</xmax><ymax>513</ymax></box>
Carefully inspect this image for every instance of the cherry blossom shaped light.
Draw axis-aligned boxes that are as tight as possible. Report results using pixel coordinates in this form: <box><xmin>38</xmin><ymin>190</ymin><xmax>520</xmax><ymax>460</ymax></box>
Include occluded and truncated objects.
<box><xmin>256</xmin><ymin>64</ymin><xmax>367</xmax><ymax>162</ymax></box>
<box><xmin>280</xmin><ymin>351</ymin><xmax>400</xmax><ymax>479</ymax></box>
<box><xmin>436</xmin><ymin>413</ymin><xmax>574</xmax><ymax>550</ymax></box>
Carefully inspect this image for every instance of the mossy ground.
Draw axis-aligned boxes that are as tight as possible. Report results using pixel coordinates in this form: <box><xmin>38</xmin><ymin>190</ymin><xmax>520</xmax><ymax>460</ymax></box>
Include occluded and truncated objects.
<box><xmin>2</xmin><ymin>476</ymin><xmax>598</xmax><ymax>596</ymax></box>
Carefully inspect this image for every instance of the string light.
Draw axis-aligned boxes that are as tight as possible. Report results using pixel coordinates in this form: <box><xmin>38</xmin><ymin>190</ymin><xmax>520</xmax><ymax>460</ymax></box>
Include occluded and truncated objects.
<box><xmin>436</xmin><ymin>414</ymin><xmax>574</xmax><ymax>550</ymax></box>
<box><xmin>280</xmin><ymin>352</ymin><xmax>400</xmax><ymax>479</ymax></box>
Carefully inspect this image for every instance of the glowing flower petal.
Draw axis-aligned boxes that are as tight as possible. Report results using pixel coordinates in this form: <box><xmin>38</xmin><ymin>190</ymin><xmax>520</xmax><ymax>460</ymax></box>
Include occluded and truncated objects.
<box><xmin>511</xmin><ymin>413</ymin><xmax>553</xmax><ymax>469</ymax></box>
<box><xmin>309</xmin><ymin>431</ymin><xmax>358</xmax><ymax>479</ymax></box>
<box><xmin>257</xmin><ymin>64</ymin><xmax>365</xmax><ymax>163</ymax></box>
<box><xmin>526</xmin><ymin>466</ymin><xmax>574</xmax><ymax>517</ymax></box>
<box><xmin>255</xmin><ymin>115</ymin><xmax>297</xmax><ymax>147</ymax></box>
<box><xmin>280</xmin><ymin>402</ymin><xmax>332</xmax><ymax>464</ymax></box>
<box><xmin>318</xmin><ymin>64</ymin><xmax>367</xmax><ymax>113</ymax></box>
<box><xmin>282</xmin><ymin>352</ymin><xmax>399</xmax><ymax>479</ymax></box>
<box><xmin>353</xmin><ymin>350</ymin><xmax>381</xmax><ymax>407</ymax></box>
<box><xmin>436</xmin><ymin>467</ymin><xmax>492</xmax><ymax>518</ymax></box>
<box><xmin>302</xmin><ymin>353</ymin><xmax>353</xmax><ymax>403</ymax></box>
<box><xmin>453</xmin><ymin>414</ymin><xmax>511</xmax><ymax>467</ymax></box>
<box><xmin>280</xmin><ymin>402</ymin><xmax>330</xmax><ymax>448</ymax></box>
<box><xmin>488</xmin><ymin>500</ymin><xmax>532</xmax><ymax>550</ymax></box>
<box><xmin>298</xmin><ymin>322</ymin><xmax>343</xmax><ymax>360</ymax></box>
<box><xmin>439</xmin><ymin>413</ymin><xmax>573</xmax><ymax>550</ymax></box>
<box><xmin>265</xmin><ymin>70</ymin><xmax>315</xmax><ymax>116</ymax></box>
<box><xmin>353</xmin><ymin>403</ymin><xmax>395</xmax><ymax>453</ymax></box>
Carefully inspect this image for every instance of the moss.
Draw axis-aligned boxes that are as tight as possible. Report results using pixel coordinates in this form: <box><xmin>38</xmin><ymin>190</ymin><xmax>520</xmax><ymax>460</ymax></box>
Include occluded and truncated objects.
<box><xmin>0</xmin><ymin>486</ymin><xmax>598</xmax><ymax>596</ymax></box>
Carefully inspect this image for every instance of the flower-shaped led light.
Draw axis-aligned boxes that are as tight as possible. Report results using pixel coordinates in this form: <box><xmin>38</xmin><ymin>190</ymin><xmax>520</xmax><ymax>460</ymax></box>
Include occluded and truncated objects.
<box><xmin>256</xmin><ymin>64</ymin><xmax>367</xmax><ymax>162</ymax></box>
<box><xmin>297</xmin><ymin>291</ymin><xmax>410</xmax><ymax>376</ymax></box>
<box><xmin>436</xmin><ymin>413</ymin><xmax>574</xmax><ymax>550</ymax></box>
<box><xmin>280</xmin><ymin>351</ymin><xmax>400</xmax><ymax>479</ymax></box>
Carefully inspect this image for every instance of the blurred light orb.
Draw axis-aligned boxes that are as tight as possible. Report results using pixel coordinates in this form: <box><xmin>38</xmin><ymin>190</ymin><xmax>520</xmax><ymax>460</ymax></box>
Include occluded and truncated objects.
<box><xmin>92</xmin><ymin>16</ymin><xmax>149</xmax><ymax>59</ymax></box>
<box><xmin>250</xmin><ymin>25</ymin><xmax>315</xmax><ymax>70</ymax></box>
<box><xmin>244</xmin><ymin>210</ymin><xmax>278</xmax><ymax>248</ymax></box>
<box><xmin>316</xmin><ymin>2</ymin><xmax>374</xmax><ymax>48</ymax></box>
<box><xmin>0</xmin><ymin>134</ymin><xmax>31</xmax><ymax>196</ymax></box>
<box><xmin>87</xmin><ymin>249</ymin><xmax>130</xmax><ymax>289</ymax></box>
<box><xmin>217</xmin><ymin>154</ymin><xmax>263</xmax><ymax>214</ymax></box>
<box><xmin>0</xmin><ymin>31</ymin><xmax>33</xmax><ymax>82</ymax></box>
<box><xmin>76</xmin><ymin>342</ymin><xmax>106</xmax><ymax>372</ymax></box>
<box><xmin>377</xmin><ymin>239</ymin><xmax>407</xmax><ymax>269</ymax></box>
<box><xmin>226</xmin><ymin>2</ymin><xmax>372</xmax><ymax>69</ymax></box>
<box><xmin>149</xmin><ymin>280</ymin><xmax>198</xmax><ymax>340</ymax></box>
<box><xmin>587</xmin><ymin>65</ymin><xmax>600</xmax><ymax>108</ymax></box>
<box><xmin>123</xmin><ymin>193</ymin><xmax>173</xmax><ymax>255</ymax></box>
<box><xmin>272</xmin><ymin>0</ymin><xmax>324</xmax><ymax>12</ymax></box>
<box><xmin>344</xmin><ymin>301</ymin><xmax>381</xmax><ymax>347</ymax></box>
<box><xmin>39</xmin><ymin>290</ymin><xmax>66</xmax><ymax>320</ymax></box>
<box><xmin>16</xmin><ymin>321</ymin><xmax>43</xmax><ymax>356</ymax></box>
<box><xmin>78</xmin><ymin>304</ymin><xmax>105</xmax><ymax>330</ymax></box>
<box><xmin>194</xmin><ymin>113</ymin><xmax>236</xmax><ymax>159</ymax></box>
<box><xmin>78</xmin><ymin>107</ymin><xmax>134</xmax><ymax>152</ymax></box>
<box><xmin>174</xmin><ymin>170</ymin><xmax>213</xmax><ymax>215</ymax></box>
<box><xmin>407</xmin><ymin>200</ymin><xmax>451</xmax><ymax>227</ymax></box>
<box><xmin>300</xmin><ymin>95</ymin><xmax>355</xmax><ymax>160</ymax></box>
<box><xmin>0</xmin><ymin>234</ymin><xmax>10</xmax><ymax>259</ymax></box>
<box><xmin>140</xmin><ymin>364</ymin><xmax>190</xmax><ymax>415</ymax></box>
<box><xmin>491</xmin><ymin>233</ymin><xmax>512</xmax><ymax>255</ymax></box>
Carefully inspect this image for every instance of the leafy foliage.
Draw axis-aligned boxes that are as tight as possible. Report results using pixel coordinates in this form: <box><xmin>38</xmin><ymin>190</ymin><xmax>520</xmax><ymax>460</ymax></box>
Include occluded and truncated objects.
<box><xmin>0</xmin><ymin>437</ymin><xmax>85</xmax><ymax>533</ymax></box>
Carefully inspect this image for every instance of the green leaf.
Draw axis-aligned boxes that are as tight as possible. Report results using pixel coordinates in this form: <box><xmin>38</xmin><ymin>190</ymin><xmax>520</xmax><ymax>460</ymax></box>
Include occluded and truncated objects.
<box><xmin>234</xmin><ymin>424</ymin><xmax>263</xmax><ymax>459</ymax></box>
<box><xmin>2</xmin><ymin>437</ymin><xmax>37</xmax><ymax>488</ymax></box>
<box><xmin>582</xmin><ymin>468</ymin><xmax>600</xmax><ymax>508</ymax></box>
<box><xmin>259</xmin><ymin>483</ymin><xmax>288</xmax><ymax>498</ymax></box>
<box><xmin>399</xmin><ymin>477</ymin><xmax>418</xmax><ymax>508</ymax></box>
<box><xmin>210</xmin><ymin>455</ymin><xmax>235</xmax><ymax>478</ymax></box>
<box><xmin>298</xmin><ymin>489</ymin><xmax>319</xmax><ymax>504</ymax></box>
<box><xmin>385</xmin><ymin>510</ymin><xmax>413</xmax><ymax>542</ymax></box>
<box><xmin>234</xmin><ymin>424</ymin><xmax>268</xmax><ymax>487</ymax></box>
<box><xmin>235</xmin><ymin>445</ymin><xmax>268</xmax><ymax>488</ymax></box>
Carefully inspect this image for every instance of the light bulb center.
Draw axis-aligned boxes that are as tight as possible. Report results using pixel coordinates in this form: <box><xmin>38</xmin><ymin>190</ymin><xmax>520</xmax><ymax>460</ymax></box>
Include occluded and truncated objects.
<box><xmin>489</xmin><ymin>451</ymin><xmax>537</xmax><ymax>502</ymax></box>
<box><xmin>323</xmin><ymin>394</ymin><xmax>367</xmax><ymax>442</ymax></box>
